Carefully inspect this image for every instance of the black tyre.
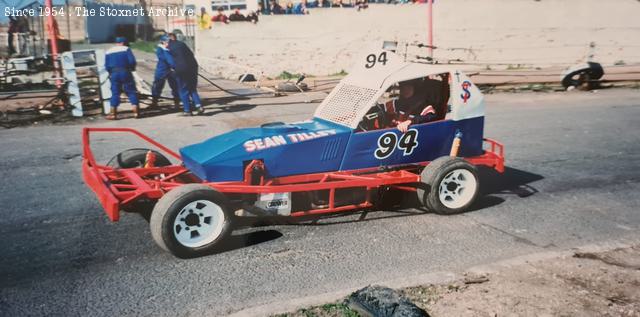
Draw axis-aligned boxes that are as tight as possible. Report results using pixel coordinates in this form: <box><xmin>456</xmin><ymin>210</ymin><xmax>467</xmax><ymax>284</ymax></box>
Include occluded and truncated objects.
<box><xmin>238</xmin><ymin>73</ymin><xmax>257</xmax><ymax>82</ymax></box>
<box><xmin>108</xmin><ymin>148</ymin><xmax>172</xmax><ymax>214</ymax></box>
<box><xmin>561</xmin><ymin>62</ymin><xmax>604</xmax><ymax>89</ymax></box>
<box><xmin>276</xmin><ymin>81</ymin><xmax>308</xmax><ymax>92</ymax></box>
<box><xmin>150</xmin><ymin>184</ymin><xmax>233</xmax><ymax>258</ymax></box>
<box><xmin>417</xmin><ymin>157</ymin><xmax>479</xmax><ymax>215</ymax></box>
<box><xmin>107</xmin><ymin>148</ymin><xmax>172</xmax><ymax>169</ymax></box>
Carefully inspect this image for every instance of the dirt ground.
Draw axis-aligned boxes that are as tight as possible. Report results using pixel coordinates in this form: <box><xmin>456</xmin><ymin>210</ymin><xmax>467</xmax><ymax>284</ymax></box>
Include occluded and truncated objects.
<box><xmin>275</xmin><ymin>245</ymin><xmax>640</xmax><ymax>317</ymax></box>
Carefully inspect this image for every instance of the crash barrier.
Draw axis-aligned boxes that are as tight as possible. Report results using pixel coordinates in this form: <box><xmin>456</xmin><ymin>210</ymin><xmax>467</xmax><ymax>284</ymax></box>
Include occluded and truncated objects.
<box><xmin>61</xmin><ymin>49</ymin><xmax>111</xmax><ymax>116</ymax></box>
<box><xmin>0</xmin><ymin>56</ymin><xmax>58</xmax><ymax>89</ymax></box>
<box><xmin>61</xmin><ymin>49</ymin><xmax>159</xmax><ymax>117</ymax></box>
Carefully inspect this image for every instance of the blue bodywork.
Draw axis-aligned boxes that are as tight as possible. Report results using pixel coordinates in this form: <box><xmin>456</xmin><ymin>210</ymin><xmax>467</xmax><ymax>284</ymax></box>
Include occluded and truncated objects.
<box><xmin>180</xmin><ymin>117</ymin><xmax>484</xmax><ymax>182</ymax></box>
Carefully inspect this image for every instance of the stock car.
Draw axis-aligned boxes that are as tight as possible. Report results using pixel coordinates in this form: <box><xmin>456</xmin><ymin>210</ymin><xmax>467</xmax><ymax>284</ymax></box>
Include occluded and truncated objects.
<box><xmin>82</xmin><ymin>49</ymin><xmax>504</xmax><ymax>258</ymax></box>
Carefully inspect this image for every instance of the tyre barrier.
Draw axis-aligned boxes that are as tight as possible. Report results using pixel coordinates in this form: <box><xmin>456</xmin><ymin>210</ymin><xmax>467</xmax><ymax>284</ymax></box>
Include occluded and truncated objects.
<box><xmin>561</xmin><ymin>62</ymin><xmax>604</xmax><ymax>90</ymax></box>
<box><xmin>275</xmin><ymin>81</ymin><xmax>308</xmax><ymax>92</ymax></box>
<box><xmin>347</xmin><ymin>285</ymin><xmax>429</xmax><ymax>317</ymax></box>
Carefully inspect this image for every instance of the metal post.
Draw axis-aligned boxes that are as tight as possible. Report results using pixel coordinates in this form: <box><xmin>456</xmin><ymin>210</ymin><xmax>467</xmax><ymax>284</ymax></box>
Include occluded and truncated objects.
<box><xmin>45</xmin><ymin>0</ymin><xmax>61</xmax><ymax>87</ymax></box>
<box><xmin>40</xmin><ymin>10</ymin><xmax>46</xmax><ymax>55</ymax></box>
<box><xmin>83</xmin><ymin>0</ymin><xmax>89</xmax><ymax>43</ymax></box>
<box><xmin>134</xmin><ymin>1</ymin><xmax>138</xmax><ymax>41</ymax></box>
<box><xmin>95</xmin><ymin>49</ymin><xmax>112</xmax><ymax>114</ymax></box>
<box><xmin>61</xmin><ymin>51</ymin><xmax>82</xmax><ymax>116</ymax></box>
<box><xmin>587</xmin><ymin>42</ymin><xmax>596</xmax><ymax>62</ymax></box>
<box><xmin>30</xmin><ymin>15</ymin><xmax>37</xmax><ymax>56</ymax></box>
<box><xmin>427</xmin><ymin>0</ymin><xmax>433</xmax><ymax>59</ymax></box>
<box><xmin>65</xmin><ymin>0</ymin><xmax>71</xmax><ymax>40</ymax></box>
<box><xmin>166</xmin><ymin>2</ymin><xmax>170</xmax><ymax>33</ymax></box>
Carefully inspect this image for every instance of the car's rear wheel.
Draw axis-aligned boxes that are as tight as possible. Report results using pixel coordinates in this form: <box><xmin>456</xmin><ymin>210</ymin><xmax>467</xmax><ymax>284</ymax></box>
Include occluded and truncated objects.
<box><xmin>418</xmin><ymin>157</ymin><xmax>479</xmax><ymax>215</ymax></box>
<box><xmin>150</xmin><ymin>184</ymin><xmax>232</xmax><ymax>258</ymax></box>
<box><xmin>108</xmin><ymin>148</ymin><xmax>172</xmax><ymax>215</ymax></box>
<box><xmin>107</xmin><ymin>148</ymin><xmax>172</xmax><ymax>169</ymax></box>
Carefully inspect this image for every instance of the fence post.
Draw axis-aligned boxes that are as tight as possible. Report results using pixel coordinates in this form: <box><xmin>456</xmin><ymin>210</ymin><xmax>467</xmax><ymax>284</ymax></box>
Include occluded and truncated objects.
<box><xmin>427</xmin><ymin>0</ymin><xmax>433</xmax><ymax>59</ymax></box>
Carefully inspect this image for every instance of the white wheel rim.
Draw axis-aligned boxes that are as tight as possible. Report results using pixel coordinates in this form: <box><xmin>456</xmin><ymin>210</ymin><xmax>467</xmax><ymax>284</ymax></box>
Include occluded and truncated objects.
<box><xmin>173</xmin><ymin>200</ymin><xmax>225</xmax><ymax>248</ymax></box>
<box><xmin>438</xmin><ymin>168</ymin><xmax>477</xmax><ymax>209</ymax></box>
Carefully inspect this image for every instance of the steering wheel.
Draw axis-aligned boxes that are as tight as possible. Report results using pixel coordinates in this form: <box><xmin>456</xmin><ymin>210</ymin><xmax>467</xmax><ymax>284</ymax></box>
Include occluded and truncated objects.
<box><xmin>358</xmin><ymin>103</ymin><xmax>388</xmax><ymax>132</ymax></box>
<box><xmin>360</xmin><ymin>103</ymin><xmax>390</xmax><ymax>131</ymax></box>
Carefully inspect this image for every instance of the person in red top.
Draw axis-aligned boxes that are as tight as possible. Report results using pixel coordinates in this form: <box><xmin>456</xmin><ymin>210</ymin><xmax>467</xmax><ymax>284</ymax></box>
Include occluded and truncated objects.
<box><xmin>385</xmin><ymin>78</ymin><xmax>439</xmax><ymax>133</ymax></box>
<box><xmin>211</xmin><ymin>7</ymin><xmax>229</xmax><ymax>24</ymax></box>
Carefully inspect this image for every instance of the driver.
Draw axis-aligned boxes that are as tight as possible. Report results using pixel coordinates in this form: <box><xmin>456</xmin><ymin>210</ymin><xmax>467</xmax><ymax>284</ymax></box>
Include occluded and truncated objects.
<box><xmin>385</xmin><ymin>78</ymin><xmax>439</xmax><ymax>133</ymax></box>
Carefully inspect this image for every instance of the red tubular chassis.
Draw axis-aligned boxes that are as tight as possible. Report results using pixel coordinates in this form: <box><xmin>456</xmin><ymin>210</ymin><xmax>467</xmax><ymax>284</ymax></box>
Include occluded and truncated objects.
<box><xmin>82</xmin><ymin>127</ymin><xmax>505</xmax><ymax>222</ymax></box>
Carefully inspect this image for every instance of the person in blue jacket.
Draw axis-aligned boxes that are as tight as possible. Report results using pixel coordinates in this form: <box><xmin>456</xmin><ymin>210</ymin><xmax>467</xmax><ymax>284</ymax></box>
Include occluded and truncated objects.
<box><xmin>105</xmin><ymin>37</ymin><xmax>139</xmax><ymax>119</ymax></box>
<box><xmin>150</xmin><ymin>35</ymin><xmax>180</xmax><ymax>109</ymax></box>
<box><xmin>162</xmin><ymin>34</ymin><xmax>204</xmax><ymax>116</ymax></box>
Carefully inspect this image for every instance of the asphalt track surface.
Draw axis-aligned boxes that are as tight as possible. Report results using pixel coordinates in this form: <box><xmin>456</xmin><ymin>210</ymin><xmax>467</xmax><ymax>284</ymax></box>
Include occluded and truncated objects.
<box><xmin>1</xmin><ymin>88</ymin><xmax>639</xmax><ymax>316</ymax></box>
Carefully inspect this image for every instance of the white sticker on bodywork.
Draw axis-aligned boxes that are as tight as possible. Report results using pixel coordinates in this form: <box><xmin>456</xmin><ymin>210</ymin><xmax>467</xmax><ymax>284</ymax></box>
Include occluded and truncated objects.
<box><xmin>255</xmin><ymin>192</ymin><xmax>292</xmax><ymax>216</ymax></box>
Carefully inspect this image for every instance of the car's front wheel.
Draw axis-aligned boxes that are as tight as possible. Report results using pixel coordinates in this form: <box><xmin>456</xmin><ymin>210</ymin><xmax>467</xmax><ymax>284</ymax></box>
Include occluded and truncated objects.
<box><xmin>418</xmin><ymin>157</ymin><xmax>479</xmax><ymax>215</ymax></box>
<box><xmin>150</xmin><ymin>184</ymin><xmax>232</xmax><ymax>258</ymax></box>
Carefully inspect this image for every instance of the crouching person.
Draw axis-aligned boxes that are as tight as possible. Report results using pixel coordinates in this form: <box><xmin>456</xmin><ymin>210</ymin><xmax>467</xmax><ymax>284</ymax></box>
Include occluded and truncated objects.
<box><xmin>105</xmin><ymin>37</ymin><xmax>140</xmax><ymax>120</ymax></box>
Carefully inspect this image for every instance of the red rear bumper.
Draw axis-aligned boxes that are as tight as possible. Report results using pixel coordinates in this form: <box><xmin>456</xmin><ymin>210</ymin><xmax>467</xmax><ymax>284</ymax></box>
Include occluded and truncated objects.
<box><xmin>82</xmin><ymin>159</ymin><xmax>121</xmax><ymax>221</ymax></box>
<box><xmin>82</xmin><ymin>127</ymin><xmax>184</xmax><ymax>222</ymax></box>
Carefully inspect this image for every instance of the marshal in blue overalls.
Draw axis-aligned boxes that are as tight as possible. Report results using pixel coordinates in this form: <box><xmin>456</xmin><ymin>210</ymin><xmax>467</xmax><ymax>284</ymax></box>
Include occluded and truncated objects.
<box><xmin>105</xmin><ymin>37</ymin><xmax>139</xmax><ymax>119</ymax></box>
<box><xmin>163</xmin><ymin>36</ymin><xmax>204</xmax><ymax>115</ymax></box>
<box><xmin>151</xmin><ymin>35</ymin><xmax>180</xmax><ymax>108</ymax></box>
